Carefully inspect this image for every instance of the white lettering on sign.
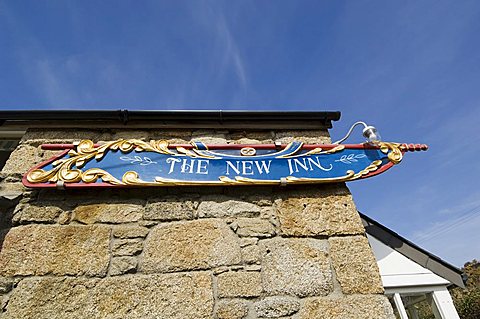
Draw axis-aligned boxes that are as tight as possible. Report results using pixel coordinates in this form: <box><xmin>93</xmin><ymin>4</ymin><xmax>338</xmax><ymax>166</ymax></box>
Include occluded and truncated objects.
<box><xmin>166</xmin><ymin>158</ymin><xmax>210</xmax><ymax>174</ymax></box>
<box><xmin>197</xmin><ymin>160</ymin><xmax>209</xmax><ymax>174</ymax></box>
<box><xmin>242</xmin><ymin>161</ymin><xmax>254</xmax><ymax>175</ymax></box>
<box><xmin>167</xmin><ymin>158</ymin><xmax>181</xmax><ymax>174</ymax></box>
<box><xmin>225</xmin><ymin>160</ymin><xmax>272</xmax><ymax>175</ymax></box>
<box><xmin>287</xmin><ymin>157</ymin><xmax>332</xmax><ymax>175</ymax></box>
<box><xmin>166</xmin><ymin>157</ymin><xmax>332</xmax><ymax>177</ymax></box>
<box><xmin>254</xmin><ymin>160</ymin><xmax>271</xmax><ymax>174</ymax></box>
<box><xmin>226</xmin><ymin>161</ymin><xmax>240</xmax><ymax>175</ymax></box>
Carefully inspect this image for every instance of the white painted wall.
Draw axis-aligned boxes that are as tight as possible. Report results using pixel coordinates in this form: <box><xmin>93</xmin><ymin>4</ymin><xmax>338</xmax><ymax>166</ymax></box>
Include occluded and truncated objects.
<box><xmin>367</xmin><ymin>234</ymin><xmax>450</xmax><ymax>288</ymax></box>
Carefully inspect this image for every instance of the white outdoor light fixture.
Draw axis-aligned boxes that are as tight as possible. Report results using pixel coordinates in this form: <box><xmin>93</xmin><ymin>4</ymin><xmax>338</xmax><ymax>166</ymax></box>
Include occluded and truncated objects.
<box><xmin>333</xmin><ymin>121</ymin><xmax>381</xmax><ymax>144</ymax></box>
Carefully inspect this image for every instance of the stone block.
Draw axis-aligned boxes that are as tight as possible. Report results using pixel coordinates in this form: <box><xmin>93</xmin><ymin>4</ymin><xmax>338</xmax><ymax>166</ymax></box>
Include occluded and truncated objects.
<box><xmin>0</xmin><ymin>182</ymin><xmax>24</xmax><ymax>200</ymax></box>
<box><xmin>73</xmin><ymin>203</ymin><xmax>143</xmax><ymax>224</ymax></box>
<box><xmin>111</xmin><ymin>130</ymin><xmax>151</xmax><ymax>140</ymax></box>
<box><xmin>191</xmin><ymin>130</ymin><xmax>227</xmax><ymax>144</ymax></box>
<box><xmin>1</xmin><ymin>145</ymin><xmax>38</xmax><ymax>176</ymax></box>
<box><xmin>112</xmin><ymin>225</ymin><xmax>149</xmax><ymax>238</ymax></box>
<box><xmin>323</xmin><ymin>194</ymin><xmax>365</xmax><ymax>236</ymax></box>
<box><xmin>197</xmin><ymin>197</ymin><xmax>261</xmax><ymax>218</ymax></box>
<box><xmin>138</xmin><ymin>220</ymin><xmax>158</xmax><ymax>227</ymax></box>
<box><xmin>2</xmin><ymin>273</ymin><xmax>213</xmax><ymax>319</ymax></box>
<box><xmin>247</xmin><ymin>196</ymin><xmax>273</xmax><ymax>207</ymax></box>
<box><xmin>149</xmin><ymin>129</ymin><xmax>192</xmax><ymax>141</ymax></box>
<box><xmin>0</xmin><ymin>277</ymin><xmax>13</xmax><ymax>294</ymax></box>
<box><xmin>21</xmin><ymin>129</ymin><xmax>112</xmax><ymax>145</ymax></box>
<box><xmin>260</xmin><ymin>238</ymin><xmax>332</xmax><ymax>297</ymax></box>
<box><xmin>0</xmin><ymin>225</ymin><xmax>110</xmax><ymax>277</ymax></box>
<box><xmin>233</xmin><ymin>218</ymin><xmax>276</xmax><ymax>237</ymax></box>
<box><xmin>57</xmin><ymin>211</ymin><xmax>72</xmax><ymax>224</ymax></box>
<box><xmin>217</xmin><ymin>271</ymin><xmax>262</xmax><ymax>298</ymax></box>
<box><xmin>12</xmin><ymin>203</ymin><xmax>63</xmax><ymax>224</ymax></box>
<box><xmin>232</xmin><ymin>137</ymin><xmax>262</xmax><ymax>144</ymax></box>
<box><xmin>254</xmin><ymin>296</ymin><xmax>300</xmax><ymax>318</ymax></box>
<box><xmin>242</xmin><ymin>245</ymin><xmax>261</xmax><ymax>264</ymax></box>
<box><xmin>142</xmin><ymin>219</ymin><xmax>242</xmax><ymax>273</ymax></box>
<box><xmin>239</xmin><ymin>237</ymin><xmax>258</xmax><ymax>247</ymax></box>
<box><xmin>298</xmin><ymin>295</ymin><xmax>395</xmax><ymax>319</ymax></box>
<box><xmin>275</xmin><ymin>191</ymin><xmax>364</xmax><ymax>237</ymax></box>
<box><xmin>274</xmin><ymin>130</ymin><xmax>331</xmax><ymax>144</ymax></box>
<box><xmin>329</xmin><ymin>236</ymin><xmax>384</xmax><ymax>294</ymax></box>
<box><xmin>216</xmin><ymin>299</ymin><xmax>249</xmax><ymax>319</ymax></box>
<box><xmin>110</xmin><ymin>257</ymin><xmax>137</xmax><ymax>276</ymax></box>
<box><xmin>144</xmin><ymin>198</ymin><xmax>196</xmax><ymax>221</ymax></box>
<box><xmin>228</xmin><ymin>130</ymin><xmax>275</xmax><ymax>142</ymax></box>
<box><xmin>112</xmin><ymin>238</ymin><xmax>143</xmax><ymax>256</ymax></box>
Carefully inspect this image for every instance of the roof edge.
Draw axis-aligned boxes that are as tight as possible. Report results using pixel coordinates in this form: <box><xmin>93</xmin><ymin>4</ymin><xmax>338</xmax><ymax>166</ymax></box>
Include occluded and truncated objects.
<box><xmin>0</xmin><ymin>110</ymin><xmax>341</xmax><ymax>129</ymax></box>
<box><xmin>360</xmin><ymin>211</ymin><xmax>466</xmax><ymax>289</ymax></box>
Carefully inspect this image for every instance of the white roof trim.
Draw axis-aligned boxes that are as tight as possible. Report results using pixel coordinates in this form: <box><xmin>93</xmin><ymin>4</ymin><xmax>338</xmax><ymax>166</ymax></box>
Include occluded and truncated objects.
<box><xmin>368</xmin><ymin>235</ymin><xmax>450</xmax><ymax>288</ymax></box>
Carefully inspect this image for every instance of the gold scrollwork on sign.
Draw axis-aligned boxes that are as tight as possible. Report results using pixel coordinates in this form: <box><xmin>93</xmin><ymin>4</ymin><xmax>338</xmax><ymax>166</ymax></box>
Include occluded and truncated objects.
<box><xmin>378</xmin><ymin>142</ymin><xmax>403</xmax><ymax>164</ymax></box>
<box><xmin>27</xmin><ymin>139</ymin><xmax>184</xmax><ymax>184</ymax></box>
<box><xmin>26</xmin><ymin>139</ymin><xmax>402</xmax><ymax>187</ymax></box>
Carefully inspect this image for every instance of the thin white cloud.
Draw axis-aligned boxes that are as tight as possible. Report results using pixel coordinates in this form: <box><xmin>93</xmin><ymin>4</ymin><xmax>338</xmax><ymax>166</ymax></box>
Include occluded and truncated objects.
<box><xmin>33</xmin><ymin>59</ymin><xmax>77</xmax><ymax>106</ymax></box>
<box><xmin>215</xmin><ymin>13</ymin><xmax>247</xmax><ymax>90</ymax></box>
<box><xmin>412</xmin><ymin>212</ymin><xmax>480</xmax><ymax>267</ymax></box>
<box><xmin>193</xmin><ymin>3</ymin><xmax>248</xmax><ymax>93</ymax></box>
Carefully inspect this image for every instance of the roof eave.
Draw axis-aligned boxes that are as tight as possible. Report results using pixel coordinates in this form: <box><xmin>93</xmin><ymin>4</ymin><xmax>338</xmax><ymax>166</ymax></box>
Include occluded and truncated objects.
<box><xmin>0</xmin><ymin>110</ymin><xmax>341</xmax><ymax>130</ymax></box>
<box><xmin>360</xmin><ymin>212</ymin><xmax>466</xmax><ymax>289</ymax></box>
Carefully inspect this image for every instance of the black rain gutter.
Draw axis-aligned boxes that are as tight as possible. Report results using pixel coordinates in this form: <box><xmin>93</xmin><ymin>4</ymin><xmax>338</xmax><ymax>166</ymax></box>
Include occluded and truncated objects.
<box><xmin>0</xmin><ymin>110</ymin><xmax>341</xmax><ymax>129</ymax></box>
<box><xmin>360</xmin><ymin>211</ymin><xmax>466</xmax><ymax>289</ymax></box>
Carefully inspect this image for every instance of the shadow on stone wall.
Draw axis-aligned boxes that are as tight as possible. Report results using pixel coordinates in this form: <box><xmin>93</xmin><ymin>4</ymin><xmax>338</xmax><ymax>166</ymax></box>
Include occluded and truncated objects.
<box><xmin>0</xmin><ymin>197</ymin><xmax>18</xmax><ymax>253</ymax></box>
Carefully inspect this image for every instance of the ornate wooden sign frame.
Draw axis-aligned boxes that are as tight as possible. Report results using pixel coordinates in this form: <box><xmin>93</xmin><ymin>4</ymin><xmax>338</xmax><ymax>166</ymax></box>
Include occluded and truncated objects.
<box><xmin>23</xmin><ymin>140</ymin><xmax>428</xmax><ymax>188</ymax></box>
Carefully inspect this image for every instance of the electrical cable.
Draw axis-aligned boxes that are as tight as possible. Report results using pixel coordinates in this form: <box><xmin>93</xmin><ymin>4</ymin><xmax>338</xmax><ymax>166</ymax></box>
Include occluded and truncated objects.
<box><xmin>416</xmin><ymin>204</ymin><xmax>480</xmax><ymax>243</ymax></box>
<box><xmin>416</xmin><ymin>203</ymin><xmax>480</xmax><ymax>240</ymax></box>
<box><xmin>333</xmin><ymin>121</ymin><xmax>368</xmax><ymax>144</ymax></box>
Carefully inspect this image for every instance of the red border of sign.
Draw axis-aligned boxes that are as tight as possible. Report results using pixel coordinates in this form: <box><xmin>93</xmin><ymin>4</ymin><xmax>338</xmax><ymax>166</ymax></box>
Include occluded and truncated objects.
<box><xmin>22</xmin><ymin>143</ymin><xmax>427</xmax><ymax>189</ymax></box>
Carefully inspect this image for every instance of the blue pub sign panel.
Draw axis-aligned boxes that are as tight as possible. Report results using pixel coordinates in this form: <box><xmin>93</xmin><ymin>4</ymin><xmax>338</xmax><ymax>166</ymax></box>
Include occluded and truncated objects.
<box><xmin>23</xmin><ymin>139</ymin><xmax>428</xmax><ymax>188</ymax></box>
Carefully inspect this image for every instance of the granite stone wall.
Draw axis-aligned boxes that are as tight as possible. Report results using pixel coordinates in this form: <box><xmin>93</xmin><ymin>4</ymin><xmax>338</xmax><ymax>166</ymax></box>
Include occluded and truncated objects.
<box><xmin>0</xmin><ymin>128</ymin><xmax>394</xmax><ymax>319</ymax></box>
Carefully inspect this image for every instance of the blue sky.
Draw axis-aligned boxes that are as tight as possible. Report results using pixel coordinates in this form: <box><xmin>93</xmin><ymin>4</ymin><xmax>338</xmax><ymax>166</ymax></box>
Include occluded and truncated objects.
<box><xmin>1</xmin><ymin>0</ymin><xmax>479</xmax><ymax>266</ymax></box>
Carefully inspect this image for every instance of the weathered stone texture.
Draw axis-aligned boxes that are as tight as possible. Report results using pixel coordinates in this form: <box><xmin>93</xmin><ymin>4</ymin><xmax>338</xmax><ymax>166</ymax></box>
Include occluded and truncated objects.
<box><xmin>2</xmin><ymin>273</ymin><xmax>213</xmax><ymax>319</ymax></box>
<box><xmin>0</xmin><ymin>127</ymin><xmax>393</xmax><ymax>318</ymax></box>
<box><xmin>298</xmin><ymin>295</ymin><xmax>395</xmax><ymax>319</ymax></box>
<box><xmin>0</xmin><ymin>182</ymin><xmax>23</xmax><ymax>200</ymax></box>
<box><xmin>1</xmin><ymin>145</ymin><xmax>38</xmax><ymax>176</ymax></box>
<box><xmin>57</xmin><ymin>211</ymin><xmax>72</xmax><ymax>224</ymax></box>
<box><xmin>191</xmin><ymin>130</ymin><xmax>227</xmax><ymax>144</ymax></box>
<box><xmin>13</xmin><ymin>203</ymin><xmax>64</xmax><ymax>224</ymax></box>
<box><xmin>112</xmin><ymin>130</ymin><xmax>151</xmax><ymax>140</ymax></box>
<box><xmin>233</xmin><ymin>137</ymin><xmax>262</xmax><ymax>144</ymax></box>
<box><xmin>142</xmin><ymin>219</ymin><xmax>242</xmax><ymax>273</ymax></box>
<box><xmin>73</xmin><ymin>203</ymin><xmax>143</xmax><ymax>224</ymax></box>
<box><xmin>274</xmin><ymin>130</ymin><xmax>331</xmax><ymax>144</ymax></box>
<box><xmin>112</xmin><ymin>225</ymin><xmax>149</xmax><ymax>238</ymax></box>
<box><xmin>232</xmin><ymin>218</ymin><xmax>276</xmax><ymax>237</ymax></box>
<box><xmin>149</xmin><ymin>129</ymin><xmax>192</xmax><ymax>143</ymax></box>
<box><xmin>242</xmin><ymin>244</ymin><xmax>261</xmax><ymax>264</ymax></box>
<box><xmin>260</xmin><ymin>238</ymin><xmax>332</xmax><ymax>297</ymax></box>
<box><xmin>239</xmin><ymin>237</ymin><xmax>258</xmax><ymax>247</ymax></box>
<box><xmin>329</xmin><ymin>236</ymin><xmax>384</xmax><ymax>294</ymax></box>
<box><xmin>216</xmin><ymin>299</ymin><xmax>249</xmax><ymax>319</ymax></box>
<box><xmin>21</xmin><ymin>129</ymin><xmax>112</xmax><ymax>145</ymax></box>
<box><xmin>228</xmin><ymin>130</ymin><xmax>275</xmax><ymax>142</ymax></box>
<box><xmin>144</xmin><ymin>198</ymin><xmax>196</xmax><ymax>221</ymax></box>
<box><xmin>0</xmin><ymin>225</ymin><xmax>110</xmax><ymax>277</ymax></box>
<box><xmin>197</xmin><ymin>198</ymin><xmax>261</xmax><ymax>218</ymax></box>
<box><xmin>275</xmin><ymin>191</ymin><xmax>364</xmax><ymax>237</ymax></box>
<box><xmin>110</xmin><ymin>257</ymin><xmax>138</xmax><ymax>276</ymax></box>
<box><xmin>0</xmin><ymin>277</ymin><xmax>13</xmax><ymax>294</ymax></box>
<box><xmin>254</xmin><ymin>296</ymin><xmax>300</xmax><ymax>318</ymax></box>
<box><xmin>217</xmin><ymin>271</ymin><xmax>262</xmax><ymax>297</ymax></box>
<box><xmin>112</xmin><ymin>238</ymin><xmax>143</xmax><ymax>256</ymax></box>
